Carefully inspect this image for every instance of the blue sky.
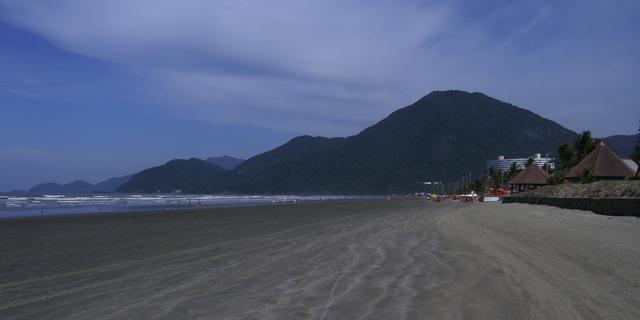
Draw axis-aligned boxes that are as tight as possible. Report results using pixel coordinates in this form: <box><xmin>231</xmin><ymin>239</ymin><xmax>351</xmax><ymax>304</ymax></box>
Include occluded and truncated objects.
<box><xmin>1</xmin><ymin>0</ymin><xmax>639</xmax><ymax>190</ymax></box>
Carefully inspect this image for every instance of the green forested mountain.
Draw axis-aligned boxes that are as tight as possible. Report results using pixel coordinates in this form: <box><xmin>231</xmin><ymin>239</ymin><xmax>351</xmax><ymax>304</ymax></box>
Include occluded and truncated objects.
<box><xmin>120</xmin><ymin>90</ymin><xmax>579</xmax><ymax>194</ymax></box>
<box><xmin>206</xmin><ymin>156</ymin><xmax>245</xmax><ymax>170</ymax></box>
<box><xmin>234</xmin><ymin>136</ymin><xmax>347</xmax><ymax>177</ymax></box>
<box><xmin>225</xmin><ymin>136</ymin><xmax>347</xmax><ymax>193</ymax></box>
<box><xmin>118</xmin><ymin>158</ymin><xmax>228</xmax><ymax>193</ymax></box>
<box><xmin>222</xmin><ymin>90</ymin><xmax>577</xmax><ymax>194</ymax></box>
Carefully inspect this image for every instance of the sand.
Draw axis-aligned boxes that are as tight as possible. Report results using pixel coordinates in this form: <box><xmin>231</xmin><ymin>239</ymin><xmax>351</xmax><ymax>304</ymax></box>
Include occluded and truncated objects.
<box><xmin>1</xmin><ymin>200</ymin><xmax>639</xmax><ymax>319</ymax></box>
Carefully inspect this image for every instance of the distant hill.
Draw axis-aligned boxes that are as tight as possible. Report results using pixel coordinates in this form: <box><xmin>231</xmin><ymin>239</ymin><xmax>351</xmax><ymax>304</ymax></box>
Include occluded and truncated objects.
<box><xmin>234</xmin><ymin>136</ymin><xmax>346</xmax><ymax>177</ymax></box>
<box><xmin>8</xmin><ymin>189</ymin><xmax>29</xmax><ymax>194</ymax></box>
<box><xmin>29</xmin><ymin>174</ymin><xmax>132</xmax><ymax>194</ymax></box>
<box><xmin>30</xmin><ymin>180</ymin><xmax>94</xmax><ymax>194</ymax></box>
<box><xmin>118</xmin><ymin>158</ymin><xmax>228</xmax><ymax>193</ymax></box>
<box><xmin>93</xmin><ymin>175</ymin><xmax>133</xmax><ymax>192</ymax></box>
<box><xmin>206</xmin><ymin>156</ymin><xmax>245</xmax><ymax>170</ymax></box>
<box><xmin>117</xmin><ymin>90</ymin><xmax>579</xmax><ymax>194</ymax></box>
<box><xmin>603</xmin><ymin>134</ymin><xmax>638</xmax><ymax>158</ymax></box>
<box><xmin>226</xmin><ymin>136</ymin><xmax>347</xmax><ymax>193</ymax></box>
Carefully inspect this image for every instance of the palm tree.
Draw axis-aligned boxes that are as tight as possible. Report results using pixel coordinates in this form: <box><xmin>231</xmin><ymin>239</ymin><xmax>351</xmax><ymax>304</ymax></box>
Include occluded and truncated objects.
<box><xmin>574</xmin><ymin>131</ymin><xmax>596</xmax><ymax>160</ymax></box>
<box><xmin>557</xmin><ymin>131</ymin><xmax>595</xmax><ymax>171</ymax></box>
<box><xmin>488</xmin><ymin>166</ymin><xmax>502</xmax><ymax>188</ymax></box>
<box><xmin>508</xmin><ymin>161</ymin><xmax>521</xmax><ymax>180</ymax></box>
<box><xmin>526</xmin><ymin>157</ymin><xmax>535</xmax><ymax>167</ymax></box>
<box><xmin>558</xmin><ymin>143</ymin><xmax>576</xmax><ymax>169</ymax></box>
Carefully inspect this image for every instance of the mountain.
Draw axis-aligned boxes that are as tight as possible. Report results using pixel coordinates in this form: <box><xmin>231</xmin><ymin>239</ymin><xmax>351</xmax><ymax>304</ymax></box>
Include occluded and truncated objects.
<box><xmin>603</xmin><ymin>134</ymin><xmax>638</xmax><ymax>158</ymax></box>
<box><xmin>224</xmin><ymin>136</ymin><xmax>347</xmax><ymax>193</ymax></box>
<box><xmin>28</xmin><ymin>174</ymin><xmax>132</xmax><ymax>194</ymax></box>
<box><xmin>224</xmin><ymin>90</ymin><xmax>578</xmax><ymax>194</ymax></box>
<box><xmin>93</xmin><ymin>175</ymin><xmax>134</xmax><ymax>192</ymax></box>
<box><xmin>206</xmin><ymin>156</ymin><xmax>245</xmax><ymax>170</ymax></box>
<box><xmin>30</xmin><ymin>180</ymin><xmax>94</xmax><ymax>194</ymax></box>
<box><xmin>117</xmin><ymin>90</ymin><xmax>579</xmax><ymax>194</ymax></box>
<box><xmin>234</xmin><ymin>136</ymin><xmax>346</xmax><ymax>177</ymax></box>
<box><xmin>118</xmin><ymin>158</ymin><xmax>228</xmax><ymax>193</ymax></box>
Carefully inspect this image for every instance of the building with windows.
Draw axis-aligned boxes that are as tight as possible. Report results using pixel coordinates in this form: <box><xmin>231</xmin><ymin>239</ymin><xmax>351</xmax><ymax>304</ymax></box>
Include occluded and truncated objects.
<box><xmin>486</xmin><ymin>153</ymin><xmax>555</xmax><ymax>174</ymax></box>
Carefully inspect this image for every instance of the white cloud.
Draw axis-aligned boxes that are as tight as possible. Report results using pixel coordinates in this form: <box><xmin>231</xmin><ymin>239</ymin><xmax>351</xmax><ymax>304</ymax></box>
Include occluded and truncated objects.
<box><xmin>0</xmin><ymin>0</ymin><xmax>638</xmax><ymax>136</ymax></box>
<box><xmin>0</xmin><ymin>0</ymin><xmax>455</xmax><ymax>134</ymax></box>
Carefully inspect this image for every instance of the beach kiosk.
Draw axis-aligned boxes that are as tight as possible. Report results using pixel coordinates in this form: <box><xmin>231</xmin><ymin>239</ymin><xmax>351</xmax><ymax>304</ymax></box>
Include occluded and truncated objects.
<box><xmin>565</xmin><ymin>141</ymin><xmax>635</xmax><ymax>181</ymax></box>
<box><xmin>507</xmin><ymin>164</ymin><xmax>548</xmax><ymax>192</ymax></box>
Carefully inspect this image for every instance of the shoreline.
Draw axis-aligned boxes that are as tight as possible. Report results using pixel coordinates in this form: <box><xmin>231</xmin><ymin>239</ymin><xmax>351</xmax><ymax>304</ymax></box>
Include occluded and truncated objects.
<box><xmin>0</xmin><ymin>197</ymin><xmax>383</xmax><ymax>221</ymax></box>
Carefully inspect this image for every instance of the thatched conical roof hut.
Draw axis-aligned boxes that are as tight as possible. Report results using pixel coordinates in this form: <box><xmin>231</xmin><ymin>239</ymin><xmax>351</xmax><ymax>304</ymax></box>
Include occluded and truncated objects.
<box><xmin>565</xmin><ymin>142</ymin><xmax>635</xmax><ymax>180</ymax></box>
<box><xmin>508</xmin><ymin>164</ymin><xmax>549</xmax><ymax>186</ymax></box>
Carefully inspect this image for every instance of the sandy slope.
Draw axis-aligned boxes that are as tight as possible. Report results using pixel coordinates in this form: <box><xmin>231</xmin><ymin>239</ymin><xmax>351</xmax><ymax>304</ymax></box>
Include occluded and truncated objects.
<box><xmin>1</xmin><ymin>200</ymin><xmax>638</xmax><ymax>319</ymax></box>
<box><xmin>436</xmin><ymin>203</ymin><xmax>640</xmax><ymax>320</ymax></box>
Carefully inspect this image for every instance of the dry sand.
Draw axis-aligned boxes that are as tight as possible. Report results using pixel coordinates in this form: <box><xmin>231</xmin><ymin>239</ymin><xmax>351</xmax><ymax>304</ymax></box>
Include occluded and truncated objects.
<box><xmin>1</xmin><ymin>200</ymin><xmax>638</xmax><ymax>319</ymax></box>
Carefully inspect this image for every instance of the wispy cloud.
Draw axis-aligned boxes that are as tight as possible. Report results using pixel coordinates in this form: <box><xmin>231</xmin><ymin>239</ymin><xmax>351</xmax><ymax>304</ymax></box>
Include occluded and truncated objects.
<box><xmin>0</xmin><ymin>0</ymin><xmax>638</xmax><ymax>136</ymax></box>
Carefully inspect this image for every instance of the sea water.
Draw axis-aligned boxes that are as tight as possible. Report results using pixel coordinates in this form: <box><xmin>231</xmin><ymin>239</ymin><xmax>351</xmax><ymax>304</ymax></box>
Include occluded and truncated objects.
<box><xmin>0</xmin><ymin>194</ymin><xmax>369</xmax><ymax>219</ymax></box>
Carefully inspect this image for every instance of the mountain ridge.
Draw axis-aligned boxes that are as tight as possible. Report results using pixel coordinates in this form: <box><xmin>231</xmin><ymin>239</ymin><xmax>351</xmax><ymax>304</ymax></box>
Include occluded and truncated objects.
<box><xmin>119</xmin><ymin>90</ymin><xmax>579</xmax><ymax>194</ymax></box>
<box><xmin>230</xmin><ymin>90</ymin><xmax>577</xmax><ymax>193</ymax></box>
<box><xmin>118</xmin><ymin>158</ymin><xmax>228</xmax><ymax>193</ymax></box>
<box><xmin>206</xmin><ymin>156</ymin><xmax>245</xmax><ymax>170</ymax></box>
<box><xmin>29</xmin><ymin>175</ymin><xmax>133</xmax><ymax>194</ymax></box>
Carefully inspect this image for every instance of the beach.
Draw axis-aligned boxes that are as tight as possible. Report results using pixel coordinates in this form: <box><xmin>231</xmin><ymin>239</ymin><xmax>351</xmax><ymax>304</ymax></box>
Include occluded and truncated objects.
<box><xmin>1</xmin><ymin>200</ymin><xmax>639</xmax><ymax>319</ymax></box>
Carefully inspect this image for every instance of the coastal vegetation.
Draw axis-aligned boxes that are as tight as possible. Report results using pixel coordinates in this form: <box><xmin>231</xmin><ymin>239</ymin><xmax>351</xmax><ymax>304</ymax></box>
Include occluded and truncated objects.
<box><xmin>557</xmin><ymin>131</ymin><xmax>596</xmax><ymax>172</ymax></box>
<box><xmin>555</xmin><ymin>131</ymin><xmax>597</xmax><ymax>183</ymax></box>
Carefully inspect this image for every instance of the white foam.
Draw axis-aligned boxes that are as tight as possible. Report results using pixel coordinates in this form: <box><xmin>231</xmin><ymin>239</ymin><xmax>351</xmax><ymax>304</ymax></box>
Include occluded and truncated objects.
<box><xmin>0</xmin><ymin>193</ymin><xmax>377</xmax><ymax>218</ymax></box>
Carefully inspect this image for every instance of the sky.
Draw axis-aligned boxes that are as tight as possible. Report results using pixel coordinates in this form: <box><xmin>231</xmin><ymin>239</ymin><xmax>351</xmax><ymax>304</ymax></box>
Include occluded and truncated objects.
<box><xmin>0</xmin><ymin>0</ymin><xmax>638</xmax><ymax>191</ymax></box>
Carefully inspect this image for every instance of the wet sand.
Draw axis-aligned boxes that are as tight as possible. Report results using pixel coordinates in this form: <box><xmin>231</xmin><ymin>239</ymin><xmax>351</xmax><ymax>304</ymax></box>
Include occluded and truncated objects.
<box><xmin>1</xmin><ymin>200</ymin><xmax>639</xmax><ymax>319</ymax></box>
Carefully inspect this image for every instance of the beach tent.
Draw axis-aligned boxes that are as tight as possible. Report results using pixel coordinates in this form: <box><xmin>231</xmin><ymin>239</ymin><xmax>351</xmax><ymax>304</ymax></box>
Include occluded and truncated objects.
<box><xmin>565</xmin><ymin>141</ymin><xmax>635</xmax><ymax>180</ymax></box>
<box><xmin>507</xmin><ymin>164</ymin><xmax>548</xmax><ymax>192</ymax></box>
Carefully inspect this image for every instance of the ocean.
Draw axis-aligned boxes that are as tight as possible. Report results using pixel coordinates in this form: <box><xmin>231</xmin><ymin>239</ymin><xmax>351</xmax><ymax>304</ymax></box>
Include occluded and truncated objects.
<box><xmin>0</xmin><ymin>194</ymin><xmax>372</xmax><ymax>219</ymax></box>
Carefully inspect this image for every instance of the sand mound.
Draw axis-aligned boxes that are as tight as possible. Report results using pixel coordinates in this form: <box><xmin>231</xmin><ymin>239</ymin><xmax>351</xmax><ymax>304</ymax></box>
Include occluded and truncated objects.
<box><xmin>515</xmin><ymin>180</ymin><xmax>640</xmax><ymax>198</ymax></box>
